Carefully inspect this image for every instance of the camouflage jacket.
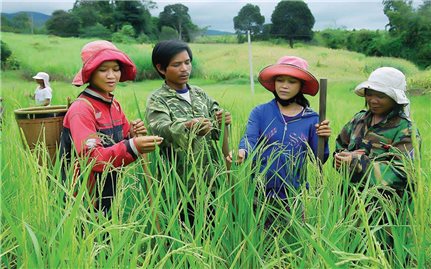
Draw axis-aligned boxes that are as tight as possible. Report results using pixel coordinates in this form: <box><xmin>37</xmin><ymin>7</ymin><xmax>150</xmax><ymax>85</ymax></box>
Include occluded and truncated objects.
<box><xmin>335</xmin><ymin>109</ymin><xmax>420</xmax><ymax>190</ymax></box>
<box><xmin>145</xmin><ymin>83</ymin><xmax>222</xmax><ymax>161</ymax></box>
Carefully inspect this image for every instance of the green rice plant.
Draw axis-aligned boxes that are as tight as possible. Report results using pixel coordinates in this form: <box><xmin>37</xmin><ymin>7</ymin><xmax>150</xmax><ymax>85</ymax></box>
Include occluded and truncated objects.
<box><xmin>1</xmin><ymin>32</ymin><xmax>430</xmax><ymax>268</ymax></box>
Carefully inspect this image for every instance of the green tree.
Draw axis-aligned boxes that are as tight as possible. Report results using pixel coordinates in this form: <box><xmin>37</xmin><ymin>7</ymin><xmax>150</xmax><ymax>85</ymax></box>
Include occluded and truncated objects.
<box><xmin>10</xmin><ymin>12</ymin><xmax>32</xmax><ymax>33</ymax></box>
<box><xmin>1</xmin><ymin>16</ymin><xmax>13</xmax><ymax>32</ymax></box>
<box><xmin>46</xmin><ymin>10</ymin><xmax>80</xmax><ymax>37</ymax></box>
<box><xmin>72</xmin><ymin>0</ymin><xmax>108</xmax><ymax>28</ymax></box>
<box><xmin>270</xmin><ymin>1</ymin><xmax>315</xmax><ymax>48</ymax></box>
<box><xmin>383</xmin><ymin>0</ymin><xmax>431</xmax><ymax>68</ymax></box>
<box><xmin>158</xmin><ymin>3</ymin><xmax>197</xmax><ymax>41</ymax></box>
<box><xmin>113</xmin><ymin>1</ymin><xmax>151</xmax><ymax>35</ymax></box>
<box><xmin>233</xmin><ymin>4</ymin><xmax>265</xmax><ymax>42</ymax></box>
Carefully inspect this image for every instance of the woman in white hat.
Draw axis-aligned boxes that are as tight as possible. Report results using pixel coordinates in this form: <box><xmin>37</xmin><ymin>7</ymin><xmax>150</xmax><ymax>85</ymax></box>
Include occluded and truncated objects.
<box><xmin>29</xmin><ymin>71</ymin><xmax>52</xmax><ymax>106</ymax></box>
<box><xmin>228</xmin><ymin>56</ymin><xmax>331</xmax><ymax>201</ymax></box>
<box><xmin>334</xmin><ymin>67</ymin><xmax>421</xmax><ymax>194</ymax></box>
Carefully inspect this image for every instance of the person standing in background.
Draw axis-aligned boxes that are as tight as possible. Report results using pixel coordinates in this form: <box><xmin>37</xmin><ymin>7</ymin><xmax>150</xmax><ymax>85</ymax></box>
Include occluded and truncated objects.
<box><xmin>28</xmin><ymin>72</ymin><xmax>52</xmax><ymax>106</ymax></box>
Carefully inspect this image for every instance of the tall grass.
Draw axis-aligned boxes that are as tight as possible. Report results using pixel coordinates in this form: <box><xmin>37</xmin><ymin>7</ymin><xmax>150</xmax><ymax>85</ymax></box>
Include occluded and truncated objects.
<box><xmin>1</xmin><ymin>32</ymin><xmax>430</xmax><ymax>268</ymax></box>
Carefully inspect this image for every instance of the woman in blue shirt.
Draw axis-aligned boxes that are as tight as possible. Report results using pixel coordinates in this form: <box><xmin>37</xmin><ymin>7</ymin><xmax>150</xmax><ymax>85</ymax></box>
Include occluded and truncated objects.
<box><xmin>228</xmin><ymin>56</ymin><xmax>331</xmax><ymax>200</ymax></box>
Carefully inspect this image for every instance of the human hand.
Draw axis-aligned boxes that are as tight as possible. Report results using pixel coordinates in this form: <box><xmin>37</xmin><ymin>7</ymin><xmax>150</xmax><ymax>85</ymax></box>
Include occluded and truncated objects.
<box><xmin>334</xmin><ymin>150</ymin><xmax>365</xmax><ymax>169</ymax></box>
<box><xmin>226</xmin><ymin>149</ymin><xmax>246</xmax><ymax>165</ymax></box>
<box><xmin>315</xmin><ymin>119</ymin><xmax>331</xmax><ymax>138</ymax></box>
<box><xmin>134</xmin><ymin>135</ymin><xmax>163</xmax><ymax>153</ymax></box>
<box><xmin>215</xmin><ymin>110</ymin><xmax>232</xmax><ymax>126</ymax></box>
<box><xmin>130</xmin><ymin>119</ymin><xmax>147</xmax><ymax>137</ymax></box>
<box><xmin>185</xmin><ymin>117</ymin><xmax>212</xmax><ymax>136</ymax></box>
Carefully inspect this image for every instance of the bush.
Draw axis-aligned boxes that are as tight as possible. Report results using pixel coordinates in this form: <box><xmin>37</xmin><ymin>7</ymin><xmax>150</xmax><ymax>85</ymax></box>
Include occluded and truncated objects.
<box><xmin>136</xmin><ymin>33</ymin><xmax>152</xmax><ymax>44</ymax></box>
<box><xmin>314</xmin><ymin>29</ymin><xmax>348</xmax><ymax>49</ymax></box>
<box><xmin>159</xmin><ymin>26</ymin><xmax>178</xmax><ymax>41</ymax></box>
<box><xmin>112</xmin><ymin>25</ymin><xmax>137</xmax><ymax>44</ymax></box>
<box><xmin>1</xmin><ymin>41</ymin><xmax>12</xmax><ymax>63</ymax></box>
<box><xmin>1</xmin><ymin>41</ymin><xmax>19</xmax><ymax>70</ymax></box>
<box><xmin>80</xmin><ymin>23</ymin><xmax>112</xmax><ymax>39</ymax></box>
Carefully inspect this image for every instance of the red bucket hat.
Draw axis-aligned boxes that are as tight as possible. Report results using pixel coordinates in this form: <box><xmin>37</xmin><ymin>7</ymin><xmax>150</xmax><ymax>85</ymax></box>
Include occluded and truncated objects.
<box><xmin>258</xmin><ymin>56</ymin><xmax>319</xmax><ymax>96</ymax></box>
<box><xmin>72</xmin><ymin>40</ymin><xmax>137</xmax><ymax>86</ymax></box>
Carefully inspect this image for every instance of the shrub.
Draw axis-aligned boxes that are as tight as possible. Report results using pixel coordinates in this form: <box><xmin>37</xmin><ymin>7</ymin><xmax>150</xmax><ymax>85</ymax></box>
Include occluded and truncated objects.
<box><xmin>1</xmin><ymin>41</ymin><xmax>19</xmax><ymax>70</ymax></box>
<box><xmin>1</xmin><ymin>41</ymin><xmax>12</xmax><ymax>63</ymax></box>
<box><xmin>112</xmin><ymin>25</ymin><xmax>137</xmax><ymax>44</ymax></box>
<box><xmin>159</xmin><ymin>26</ymin><xmax>178</xmax><ymax>41</ymax></box>
<box><xmin>79</xmin><ymin>23</ymin><xmax>112</xmax><ymax>39</ymax></box>
<box><xmin>136</xmin><ymin>33</ymin><xmax>152</xmax><ymax>44</ymax></box>
<box><xmin>314</xmin><ymin>29</ymin><xmax>348</xmax><ymax>49</ymax></box>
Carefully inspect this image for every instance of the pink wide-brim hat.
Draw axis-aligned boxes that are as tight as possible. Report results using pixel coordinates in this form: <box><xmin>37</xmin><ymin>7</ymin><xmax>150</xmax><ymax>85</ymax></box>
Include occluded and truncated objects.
<box><xmin>258</xmin><ymin>56</ymin><xmax>319</xmax><ymax>96</ymax></box>
<box><xmin>72</xmin><ymin>40</ymin><xmax>137</xmax><ymax>86</ymax></box>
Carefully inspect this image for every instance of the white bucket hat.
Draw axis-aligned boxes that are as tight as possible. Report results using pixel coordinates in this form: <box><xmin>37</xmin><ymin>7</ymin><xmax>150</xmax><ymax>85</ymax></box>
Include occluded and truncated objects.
<box><xmin>32</xmin><ymin>72</ymin><xmax>51</xmax><ymax>88</ymax></box>
<box><xmin>354</xmin><ymin>67</ymin><xmax>410</xmax><ymax>117</ymax></box>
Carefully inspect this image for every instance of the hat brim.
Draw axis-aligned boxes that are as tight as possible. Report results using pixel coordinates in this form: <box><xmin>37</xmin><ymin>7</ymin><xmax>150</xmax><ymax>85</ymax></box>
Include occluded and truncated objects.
<box><xmin>354</xmin><ymin>81</ymin><xmax>409</xmax><ymax>105</ymax></box>
<box><xmin>72</xmin><ymin>49</ymin><xmax>136</xmax><ymax>86</ymax></box>
<box><xmin>258</xmin><ymin>64</ymin><xmax>319</xmax><ymax>96</ymax></box>
<box><xmin>32</xmin><ymin>75</ymin><xmax>44</xmax><ymax>80</ymax></box>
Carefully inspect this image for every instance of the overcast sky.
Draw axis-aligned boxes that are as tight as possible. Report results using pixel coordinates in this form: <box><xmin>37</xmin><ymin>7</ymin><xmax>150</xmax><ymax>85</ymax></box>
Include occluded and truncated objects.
<box><xmin>1</xmin><ymin>0</ymin><xmax>425</xmax><ymax>32</ymax></box>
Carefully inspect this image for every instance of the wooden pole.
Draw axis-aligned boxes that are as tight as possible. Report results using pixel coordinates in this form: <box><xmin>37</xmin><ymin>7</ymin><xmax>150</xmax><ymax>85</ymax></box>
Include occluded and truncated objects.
<box><xmin>317</xmin><ymin>78</ymin><xmax>327</xmax><ymax>162</ymax></box>
<box><xmin>247</xmin><ymin>30</ymin><xmax>255</xmax><ymax>95</ymax></box>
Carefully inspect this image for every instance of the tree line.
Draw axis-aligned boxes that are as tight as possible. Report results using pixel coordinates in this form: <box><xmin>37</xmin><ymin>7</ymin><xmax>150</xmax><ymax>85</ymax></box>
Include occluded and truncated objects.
<box><xmin>1</xmin><ymin>0</ymin><xmax>200</xmax><ymax>42</ymax></box>
<box><xmin>1</xmin><ymin>0</ymin><xmax>430</xmax><ymax>69</ymax></box>
<box><xmin>233</xmin><ymin>0</ymin><xmax>430</xmax><ymax>69</ymax></box>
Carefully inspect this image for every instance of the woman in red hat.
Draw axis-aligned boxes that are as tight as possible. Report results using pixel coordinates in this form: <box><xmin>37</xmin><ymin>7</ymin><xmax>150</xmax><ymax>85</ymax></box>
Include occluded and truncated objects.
<box><xmin>228</xmin><ymin>56</ymin><xmax>331</xmax><ymax>202</ymax></box>
<box><xmin>60</xmin><ymin>40</ymin><xmax>163</xmax><ymax>214</ymax></box>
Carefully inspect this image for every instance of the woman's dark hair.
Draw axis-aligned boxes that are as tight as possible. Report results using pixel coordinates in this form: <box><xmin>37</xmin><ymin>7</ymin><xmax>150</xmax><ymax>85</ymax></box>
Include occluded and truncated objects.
<box><xmin>151</xmin><ymin>39</ymin><xmax>193</xmax><ymax>79</ymax></box>
<box><xmin>294</xmin><ymin>92</ymin><xmax>310</xmax><ymax>107</ymax></box>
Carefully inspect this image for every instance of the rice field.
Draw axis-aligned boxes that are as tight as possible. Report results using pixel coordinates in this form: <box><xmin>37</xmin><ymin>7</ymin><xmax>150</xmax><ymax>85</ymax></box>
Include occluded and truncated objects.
<box><xmin>1</xmin><ymin>32</ymin><xmax>430</xmax><ymax>268</ymax></box>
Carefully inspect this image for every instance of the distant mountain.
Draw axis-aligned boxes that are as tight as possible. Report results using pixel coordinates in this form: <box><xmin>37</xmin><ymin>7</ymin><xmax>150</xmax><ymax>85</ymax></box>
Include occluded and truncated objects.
<box><xmin>1</xmin><ymin>12</ymin><xmax>50</xmax><ymax>28</ymax></box>
<box><xmin>205</xmin><ymin>29</ymin><xmax>234</xmax><ymax>36</ymax></box>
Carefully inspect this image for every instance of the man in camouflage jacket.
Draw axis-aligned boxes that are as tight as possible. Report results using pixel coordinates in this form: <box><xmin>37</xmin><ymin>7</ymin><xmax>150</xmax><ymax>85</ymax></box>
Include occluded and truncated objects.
<box><xmin>146</xmin><ymin>83</ymin><xmax>223</xmax><ymax>161</ymax></box>
<box><xmin>146</xmin><ymin>40</ymin><xmax>231</xmax><ymax>176</ymax></box>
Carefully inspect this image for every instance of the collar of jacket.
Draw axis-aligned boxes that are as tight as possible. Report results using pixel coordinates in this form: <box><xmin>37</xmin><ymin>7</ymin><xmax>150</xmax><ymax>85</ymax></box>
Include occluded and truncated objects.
<box><xmin>162</xmin><ymin>83</ymin><xmax>191</xmax><ymax>94</ymax></box>
<box><xmin>360</xmin><ymin>109</ymin><xmax>407</xmax><ymax>126</ymax></box>
<box><xmin>82</xmin><ymin>88</ymin><xmax>114</xmax><ymax>104</ymax></box>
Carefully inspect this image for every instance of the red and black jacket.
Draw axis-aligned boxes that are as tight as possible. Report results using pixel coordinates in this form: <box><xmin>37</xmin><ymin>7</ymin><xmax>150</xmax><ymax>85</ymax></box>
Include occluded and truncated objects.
<box><xmin>60</xmin><ymin>88</ymin><xmax>140</xmax><ymax>194</ymax></box>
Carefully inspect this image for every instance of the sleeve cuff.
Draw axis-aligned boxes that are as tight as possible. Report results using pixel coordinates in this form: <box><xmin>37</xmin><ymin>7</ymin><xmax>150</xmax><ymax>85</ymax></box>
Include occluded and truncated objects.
<box><xmin>128</xmin><ymin>138</ymin><xmax>140</xmax><ymax>158</ymax></box>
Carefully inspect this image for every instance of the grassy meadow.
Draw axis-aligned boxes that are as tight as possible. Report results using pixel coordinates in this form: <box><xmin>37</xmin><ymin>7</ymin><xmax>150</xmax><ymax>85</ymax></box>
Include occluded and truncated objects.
<box><xmin>1</xmin><ymin>32</ymin><xmax>430</xmax><ymax>268</ymax></box>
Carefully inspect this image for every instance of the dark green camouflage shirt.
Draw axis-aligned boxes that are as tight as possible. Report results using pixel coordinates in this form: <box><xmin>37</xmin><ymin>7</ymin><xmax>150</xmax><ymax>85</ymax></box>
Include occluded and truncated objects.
<box><xmin>146</xmin><ymin>83</ymin><xmax>221</xmax><ymax>162</ymax></box>
<box><xmin>335</xmin><ymin>109</ymin><xmax>420</xmax><ymax>190</ymax></box>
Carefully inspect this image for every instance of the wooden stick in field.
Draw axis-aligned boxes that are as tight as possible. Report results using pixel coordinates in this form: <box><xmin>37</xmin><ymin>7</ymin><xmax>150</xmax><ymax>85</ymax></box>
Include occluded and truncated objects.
<box><xmin>317</xmin><ymin>78</ymin><xmax>327</xmax><ymax>162</ymax></box>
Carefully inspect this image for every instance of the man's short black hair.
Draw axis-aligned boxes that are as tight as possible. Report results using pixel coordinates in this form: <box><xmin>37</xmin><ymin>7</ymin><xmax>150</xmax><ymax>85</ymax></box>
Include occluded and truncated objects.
<box><xmin>152</xmin><ymin>39</ymin><xmax>193</xmax><ymax>79</ymax></box>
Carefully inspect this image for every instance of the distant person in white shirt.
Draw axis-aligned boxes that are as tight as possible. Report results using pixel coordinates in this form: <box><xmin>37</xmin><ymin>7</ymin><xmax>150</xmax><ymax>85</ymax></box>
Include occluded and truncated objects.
<box><xmin>28</xmin><ymin>72</ymin><xmax>52</xmax><ymax>106</ymax></box>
